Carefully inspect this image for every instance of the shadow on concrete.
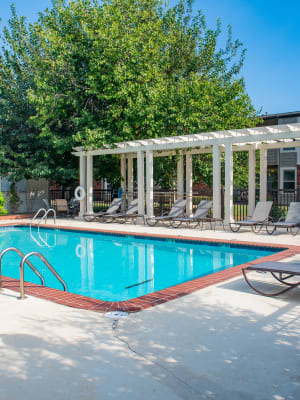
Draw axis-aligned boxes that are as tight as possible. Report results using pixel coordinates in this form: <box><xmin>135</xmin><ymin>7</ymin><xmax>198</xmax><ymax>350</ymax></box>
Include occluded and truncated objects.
<box><xmin>0</xmin><ymin>281</ymin><xmax>300</xmax><ymax>400</ymax></box>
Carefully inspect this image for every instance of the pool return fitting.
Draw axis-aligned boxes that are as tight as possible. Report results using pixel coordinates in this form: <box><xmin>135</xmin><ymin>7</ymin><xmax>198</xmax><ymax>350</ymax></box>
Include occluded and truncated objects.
<box><xmin>0</xmin><ymin>247</ymin><xmax>67</xmax><ymax>299</ymax></box>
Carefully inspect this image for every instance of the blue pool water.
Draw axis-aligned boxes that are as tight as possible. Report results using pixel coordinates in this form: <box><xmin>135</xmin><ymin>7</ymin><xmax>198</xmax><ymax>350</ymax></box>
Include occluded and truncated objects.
<box><xmin>0</xmin><ymin>226</ymin><xmax>282</xmax><ymax>301</ymax></box>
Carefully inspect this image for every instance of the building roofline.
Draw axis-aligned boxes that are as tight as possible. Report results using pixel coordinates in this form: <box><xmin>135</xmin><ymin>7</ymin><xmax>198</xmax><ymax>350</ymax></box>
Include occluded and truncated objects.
<box><xmin>261</xmin><ymin>111</ymin><xmax>300</xmax><ymax>120</ymax></box>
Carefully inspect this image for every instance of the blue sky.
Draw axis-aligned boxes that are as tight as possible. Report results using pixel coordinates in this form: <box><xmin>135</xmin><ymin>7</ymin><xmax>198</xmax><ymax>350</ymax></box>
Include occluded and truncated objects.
<box><xmin>0</xmin><ymin>0</ymin><xmax>299</xmax><ymax>115</ymax></box>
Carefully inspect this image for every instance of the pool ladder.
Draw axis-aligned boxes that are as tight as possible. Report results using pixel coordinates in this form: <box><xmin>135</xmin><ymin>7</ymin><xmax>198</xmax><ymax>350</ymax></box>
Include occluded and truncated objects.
<box><xmin>0</xmin><ymin>247</ymin><xmax>67</xmax><ymax>299</ymax></box>
<box><xmin>30</xmin><ymin>208</ymin><xmax>56</xmax><ymax>228</ymax></box>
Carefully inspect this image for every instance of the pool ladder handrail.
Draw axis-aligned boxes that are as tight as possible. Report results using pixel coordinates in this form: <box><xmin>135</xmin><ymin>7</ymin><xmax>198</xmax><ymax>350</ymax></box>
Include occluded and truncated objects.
<box><xmin>38</xmin><ymin>208</ymin><xmax>56</xmax><ymax>228</ymax></box>
<box><xmin>30</xmin><ymin>208</ymin><xmax>47</xmax><ymax>227</ymax></box>
<box><xmin>30</xmin><ymin>208</ymin><xmax>56</xmax><ymax>228</ymax></box>
<box><xmin>0</xmin><ymin>247</ymin><xmax>67</xmax><ymax>299</ymax></box>
<box><xmin>0</xmin><ymin>247</ymin><xmax>45</xmax><ymax>288</ymax></box>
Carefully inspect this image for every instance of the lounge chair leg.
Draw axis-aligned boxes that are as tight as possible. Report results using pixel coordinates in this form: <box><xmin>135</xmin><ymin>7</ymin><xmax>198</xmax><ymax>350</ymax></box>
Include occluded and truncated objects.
<box><xmin>271</xmin><ymin>272</ymin><xmax>300</xmax><ymax>287</ymax></box>
<box><xmin>229</xmin><ymin>223</ymin><xmax>241</xmax><ymax>232</ymax></box>
<box><xmin>287</xmin><ymin>226</ymin><xmax>299</xmax><ymax>236</ymax></box>
<box><xmin>242</xmin><ymin>269</ymin><xmax>299</xmax><ymax>297</ymax></box>
<box><xmin>251</xmin><ymin>224</ymin><xmax>264</xmax><ymax>234</ymax></box>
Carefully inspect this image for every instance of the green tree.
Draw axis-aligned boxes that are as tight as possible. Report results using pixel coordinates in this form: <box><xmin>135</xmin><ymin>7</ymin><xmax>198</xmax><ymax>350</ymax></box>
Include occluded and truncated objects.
<box><xmin>0</xmin><ymin>0</ymin><xmax>260</xmax><ymax>187</ymax></box>
<box><xmin>0</xmin><ymin>5</ymin><xmax>39</xmax><ymax>181</ymax></box>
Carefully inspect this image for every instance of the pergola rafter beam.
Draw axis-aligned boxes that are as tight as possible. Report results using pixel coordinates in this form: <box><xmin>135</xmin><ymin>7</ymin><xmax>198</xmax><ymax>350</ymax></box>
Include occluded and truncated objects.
<box><xmin>78</xmin><ymin>123</ymin><xmax>300</xmax><ymax>157</ymax></box>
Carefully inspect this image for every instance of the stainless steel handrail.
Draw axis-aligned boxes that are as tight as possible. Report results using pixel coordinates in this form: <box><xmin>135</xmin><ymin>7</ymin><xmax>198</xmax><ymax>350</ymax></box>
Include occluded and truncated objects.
<box><xmin>19</xmin><ymin>252</ymin><xmax>67</xmax><ymax>299</ymax></box>
<box><xmin>30</xmin><ymin>208</ymin><xmax>47</xmax><ymax>226</ymax></box>
<box><xmin>38</xmin><ymin>208</ymin><xmax>56</xmax><ymax>228</ymax></box>
<box><xmin>0</xmin><ymin>247</ymin><xmax>45</xmax><ymax>290</ymax></box>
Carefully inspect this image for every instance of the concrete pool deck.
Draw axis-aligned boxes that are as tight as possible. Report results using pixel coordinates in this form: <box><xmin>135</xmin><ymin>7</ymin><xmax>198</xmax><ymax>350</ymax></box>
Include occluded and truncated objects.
<box><xmin>1</xmin><ymin>216</ymin><xmax>300</xmax><ymax>246</ymax></box>
<box><xmin>0</xmin><ymin>219</ymin><xmax>299</xmax><ymax>399</ymax></box>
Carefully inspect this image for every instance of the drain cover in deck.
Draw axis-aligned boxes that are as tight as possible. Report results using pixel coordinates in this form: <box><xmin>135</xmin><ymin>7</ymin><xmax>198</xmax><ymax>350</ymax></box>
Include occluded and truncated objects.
<box><xmin>105</xmin><ymin>311</ymin><xmax>128</xmax><ymax>320</ymax></box>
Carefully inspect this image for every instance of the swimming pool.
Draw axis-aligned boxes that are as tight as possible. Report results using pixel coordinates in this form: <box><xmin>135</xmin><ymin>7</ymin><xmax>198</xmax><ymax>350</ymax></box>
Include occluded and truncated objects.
<box><xmin>0</xmin><ymin>226</ymin><xmax>282</xmax><ymax>301</ymax></box>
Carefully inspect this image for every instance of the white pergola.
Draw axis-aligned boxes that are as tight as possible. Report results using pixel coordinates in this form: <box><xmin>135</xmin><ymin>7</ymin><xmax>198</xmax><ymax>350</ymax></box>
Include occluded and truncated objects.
<box><xmin>73</xmin><ymin>122</ymin><xmax>300</xmax><ymax>224</ymax></box>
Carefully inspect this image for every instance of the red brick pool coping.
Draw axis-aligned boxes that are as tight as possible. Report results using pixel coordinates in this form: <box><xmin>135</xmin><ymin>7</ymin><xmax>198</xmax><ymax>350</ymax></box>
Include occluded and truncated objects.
<box><xmin>1</xmin><ymin>222</ymin><xmax>300</xmax><ymax>313</ymax></box>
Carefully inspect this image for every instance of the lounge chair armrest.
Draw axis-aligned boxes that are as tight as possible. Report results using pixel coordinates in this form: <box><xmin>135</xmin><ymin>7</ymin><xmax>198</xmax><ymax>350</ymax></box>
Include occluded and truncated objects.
<box><xmin>278</xmin><ymin>217</ymin><xmax>285</xmax><ymax>222</ymax></box>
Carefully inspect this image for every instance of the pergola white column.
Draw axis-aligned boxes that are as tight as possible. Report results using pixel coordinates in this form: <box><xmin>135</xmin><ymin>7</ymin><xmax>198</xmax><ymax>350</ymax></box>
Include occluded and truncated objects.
<box><xmin>79</xmin><ymin>154</ymin><xmax>86</xmax><ymax>216</ymax></box>
<box><xmin>224</xmin><ymin>142</ymin><xmax>233</xmax><ymax>223</ymax></box>
<box><xmin>186</xmin><ymin>153</ymin><xmax>193</xmax><ymax>217</ymax></box>
<box><xmin>120</xmin><ymin>154</ymin><xmax>126</xmax><ymax>193</ymax></box>
<box><xmin>260</xmin><ymin>146</ymin><xmax>267</xmax><ymax>202</ymax></box>
<box><xmin>248</xmin><ymin>147</ymin><xmax>256</xmax><ymax>216</ymax></box>
<box><xmin>137</xmin><ymin>151</ymin><xmax>145</xmax><ymax>220</ymax></box>
<box><xmin>120</xmin><ymin>154</ymin><xmax>126</xmax><ymax>211</ymax></box>
<box><xmin>212</xmin><ymin>144</ymin><xmax>221</xmax><ymax>219</ymax></box>
<box><xmin>177</xmin><ymin>153</ymin><xmax>184</xmax><ymax>199</ymax></box>
<box><xmin>127</xmin><ymin>156</ymin><xmax>134</xmax><ymax>202</ymax></box>
<box><xmin>146</xmin><ymin>150</ymin><xmax>154</xmax><ymax>217</ymax></box>
<box><xmin>86</xmin><ymin>153</ymin><xmax>93</xmax><ymax>214</ymax></box>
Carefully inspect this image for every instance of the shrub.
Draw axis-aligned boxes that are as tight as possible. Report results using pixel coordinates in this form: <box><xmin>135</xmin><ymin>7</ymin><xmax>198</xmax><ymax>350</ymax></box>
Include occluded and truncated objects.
<box><xmin>8</xmin><ymin>183</ymin><xmax>21</xmax><ymax>214</ymax></box>
<box><xmin>0</xmin><ymin>191</ymin><xmax>7</xmax><ymax>215</ymax></box>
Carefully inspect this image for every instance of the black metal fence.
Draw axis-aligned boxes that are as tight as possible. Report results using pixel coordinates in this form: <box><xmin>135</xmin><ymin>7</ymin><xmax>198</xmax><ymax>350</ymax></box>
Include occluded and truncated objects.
<box><xmin>149</xmin><ymin>190</ymin><xmax>215</xmax><ymax>217</ymax></box>
<box><xmin>232</xmin><ymin>188</ymin><xmax>300</xmax><ymax>221</ymax></box>
<box><xmin>49</xmin><ymin>188</ymin><xmax>76</xmax><ymax>208</ymax></box>
<box><xmin>48</xmin><ymin>187</ymin><xmax>300</xmax><ymax>220</ymax></box>
<box><xmin>93</xmin><ymin>190</ymin><xmax>117</xmax><ymax>211</ymax></box>
<box><xmin>49</xmin><ymin>188</ymin><xmax>117</xmax><ymax>212</ymax></box>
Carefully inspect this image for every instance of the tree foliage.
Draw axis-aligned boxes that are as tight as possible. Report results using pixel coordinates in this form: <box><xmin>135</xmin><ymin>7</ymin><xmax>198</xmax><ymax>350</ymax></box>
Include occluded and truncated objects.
<box><xmin>0</xmin><ymin>0</ymin><xmax>259</xmax><ymax>186</ymax></box>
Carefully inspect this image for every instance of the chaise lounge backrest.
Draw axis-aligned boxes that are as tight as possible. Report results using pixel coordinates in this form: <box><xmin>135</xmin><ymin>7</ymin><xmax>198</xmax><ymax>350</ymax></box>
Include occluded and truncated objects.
<box><xmin>251</xmin><ymin>201</ymin><xmax>273</xmax><ymax>222</ymax></box>
<box><xmin>125</xmin><ymin>199</ymin><xmax>138</xmax><ymax>215</ymax></box>
<box><xmin>106</xmin><ymin>198</ymin><xmax>122</xmax><ymax>214</ymax></box>
<box><xmin>285</xmin><ymin>202</ymin><xmax>300</xmax><ymax>223</ymax></box>
<box><xmin>168</xmin><ymin>199</ymin><xmax>186</xmax><ymax>218</ymax></box>
<box><xmin>194</xmin><ymin>200</ymin><xmax>213</xmax><ymax>219</ymax></box>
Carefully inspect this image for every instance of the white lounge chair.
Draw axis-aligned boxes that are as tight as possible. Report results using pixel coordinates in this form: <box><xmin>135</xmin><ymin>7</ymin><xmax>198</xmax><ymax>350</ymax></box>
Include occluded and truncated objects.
<box><xmin>266</xmin><ymin>202</ymin><xmax>300</xmax><ymax>236</ymax></box>
<box><xmin>229</xmin><ymin>201</ymin><xmax>273</xmax><ymax>233</ymax></box>
<box><xmin>146</xmin><ymin>198</ymin><xmax>186</xmax><ymax>226</ymax></box>
<box><xmin>170</xmin><ymin>200</ymin><xmax>213</xmax><ymax>228</ymax></box>
<box><xmin>103</xmin><ymin>199</ymin><xmax>144</xmax><ymax>224</ymax></box>
<box><xmin>83</xmin><ymin>198</ymin><xmax>122</xmax><ymax>222</ymax></box>
<box><xmin>243</xmin><ymin>261</ymin><xmax>300</xmax><ymax>296</ymax></box>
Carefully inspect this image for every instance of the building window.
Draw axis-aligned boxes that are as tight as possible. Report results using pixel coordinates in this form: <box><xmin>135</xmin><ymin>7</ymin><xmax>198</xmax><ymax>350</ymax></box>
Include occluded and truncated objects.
<box><xmin>280</xmin><ymin>168</ymin><xmax>296</xmax><ymax>190</ymax></box>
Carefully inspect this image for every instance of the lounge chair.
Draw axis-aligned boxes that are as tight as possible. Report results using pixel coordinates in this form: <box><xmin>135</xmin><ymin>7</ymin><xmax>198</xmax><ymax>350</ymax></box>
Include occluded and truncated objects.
<box><xmin>146</xmin><ymin>198</ymin><xmax>186</xmax><ymax>226</ymax></box>
<box><xmin>229</xmin><ymin>201</ymin><xmax>273</xmax><ymax>233</ymax></box>
<box><xmin>243</xmin><ymin>261</ymin><xmax>300</xmax><ymax>296</ymax></box>
<box><xmin>103</xmin><ymin>199</ymin><xmax>144</xmax><ymax>223</ymax></box>
<box><xmin>266</xmin><ymin>202</ymin><xmax>300</xmax><ymax>236</ymax></box>
<box><xmin>83</xmin><ymin>198</ymin><xmax>122</xmax><ymax>222</ymax></box>
<box><xmin>170</xmin><ymin>200</ymin><xmax>216</xmax><ymax>228</ymax></box>
<box><xmin>55</xmin><ymin>199</ymin><xmax>69</xmax><ymax>217</ymax></box>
